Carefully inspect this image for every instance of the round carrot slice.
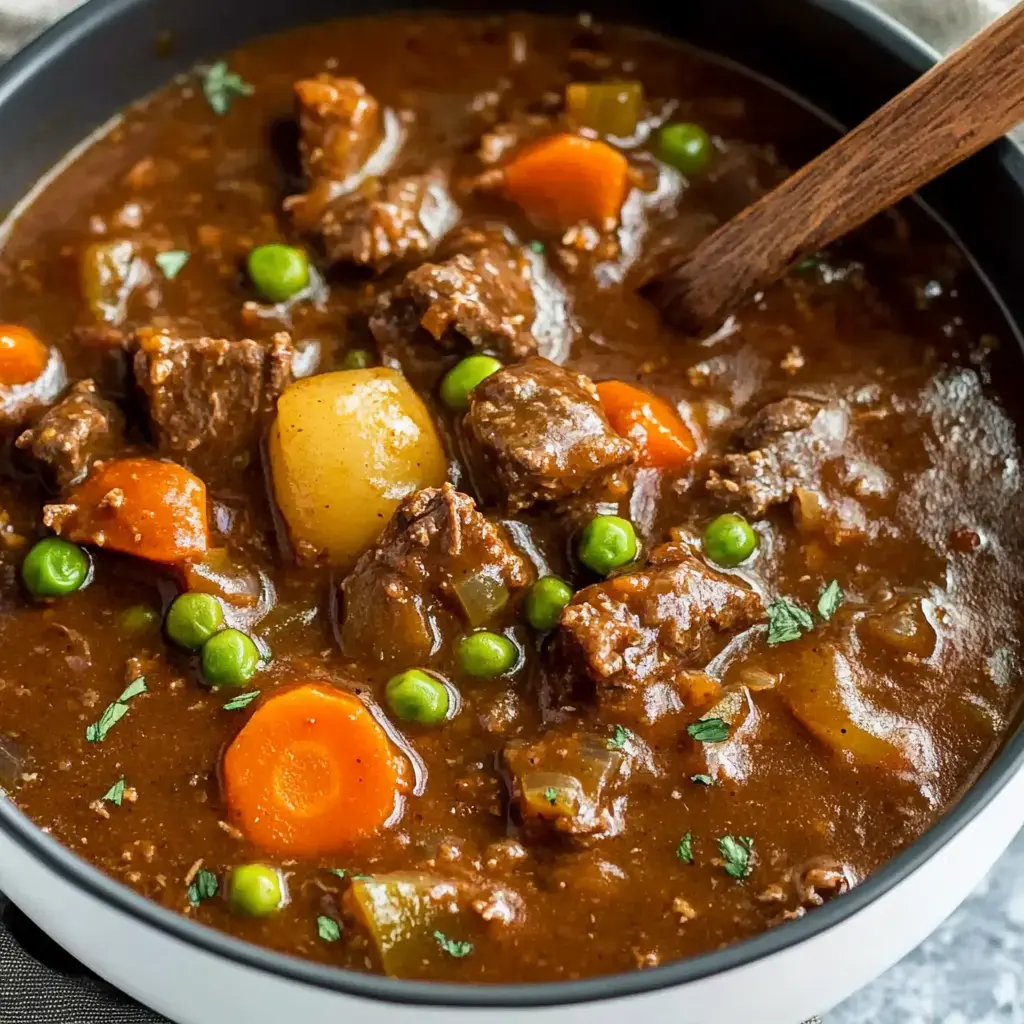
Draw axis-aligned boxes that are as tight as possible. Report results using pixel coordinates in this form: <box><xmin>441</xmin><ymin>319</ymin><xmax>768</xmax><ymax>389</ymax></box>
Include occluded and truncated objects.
<box><xmin>0</xmin><ymin>324</ymin><xmax>49</xmax><ymax>386</ymax></box>
<box><xmin>223</xmin><ymin>683</ymin><xmax>407</xmax><ymax>857</ymax></box>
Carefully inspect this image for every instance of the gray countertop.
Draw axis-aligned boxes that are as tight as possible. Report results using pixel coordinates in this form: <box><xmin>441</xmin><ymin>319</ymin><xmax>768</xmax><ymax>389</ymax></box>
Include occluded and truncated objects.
<box><xmin>0</xmin><ymin>2</ymin><xmax>1020</xmax><ymax>1022</ymax></box>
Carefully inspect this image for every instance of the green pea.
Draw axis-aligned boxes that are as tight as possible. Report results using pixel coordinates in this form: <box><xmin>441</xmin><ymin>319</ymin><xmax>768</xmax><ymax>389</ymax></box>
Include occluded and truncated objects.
<box><xmin>201</xmin><ymin>628</ymin><xmax>260</xmax><ymax>688</ymax></box>
<box><xmin>658</xmin><ymin>122</ymin><xmax>714</xmax><ymax>175</ymax></box>
<box><xmin>21</xmin><ymin>538</ymin><xmax>89</xmax><ymax>598</ymax></box>
<box><xmin>228</xmin><ymin>864</ymin><xmax>287</xmax><ymax>917</ymax></box>
<box><xmin>524</xmin><ymin>576</ymin><xmax>574</xmax><ymax>631</ymax></box>
<box><xmin>342</xmin><ymin>348</ymin><xmax>374</xmax><ymax>370</ymax></box>
<box><xmin>440</xmin><ymin>355</ymin><xmax>502</xmax><ymax>412</ymax></box>
<box><xmin>247</xmin><ymin>244</ymin><xmax>310</xmax><ymax>303</ymax></box>
<box><xmin>578</xmin><ymin>515</ymin><xmax>638</xmax><ymax>576</ymax></box>
<box><xmin>385</xmin><ymin>669</ymin><xmax>450</xmax><ymax>725</ymax></box>
<box><xmin>456</xmin><ymin>631</ymin><xmax>519</xmax><ymax>678</ymax></box>
<box><xmin>119</xmin><ymin>604</ymin><xmax>159</xmax><ymax>634</ymax></box>
<box><xmin>165</xmin><ymin>592</ymin><xmax>224</xmax><ymax>651</ymax></box>
<box><xmin>703</xmin><ymin>513</ymin><xmax>758</xmax><ymax>567</ymax></box>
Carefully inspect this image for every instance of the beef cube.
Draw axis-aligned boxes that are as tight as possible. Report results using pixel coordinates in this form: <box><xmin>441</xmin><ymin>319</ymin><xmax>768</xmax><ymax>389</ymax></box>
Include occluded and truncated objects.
<box><xmin>370</xmin><ymin>229</ymin><xmax>570</xmax><ymax>361</ymax></box>
<box><xmin>502</xmin><ymin>731</ymin><xmax>624</xmax><ymax>840</ymax></box>
<box><xmin>707</xmin><ymin>397</ymin><xmax>849</xmax><ymax>517</ymax></box>
<box><xmin>16</xmin><ymin>380</ymin><xmax>124</xmax><ymax>490</ymax></box>
<box><xmin>132</xmin><ymin>328</ymin><xmax>294</xmax><ymax>468</ymax></box>
<box><xmin>558</xmin><ymin>544</ymin><xmax>764</xmax><ymax>697</ymax></box>
<box><xmin>312</xmin><ymin>171</ymin><xmax>459</xmax><ymax>273</ymax></box>
<box><xmin>339</xmin><ymin>484</ymin><xmax>531</xmax><ymax>666</ymax></box>
<box><xmin>295</xmin><ymin>75</ymin><xmax>382</xmax><ymax>183</ymax></box>
<box><xmin>464</xmin><ymin>357</ymin><xmax>636</xmax><ymax>512</ymax></box>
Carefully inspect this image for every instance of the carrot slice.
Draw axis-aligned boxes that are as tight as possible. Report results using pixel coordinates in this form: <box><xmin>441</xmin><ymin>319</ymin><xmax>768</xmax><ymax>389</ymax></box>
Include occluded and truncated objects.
<box><xmin>597</xmin><ymin>381</ymin><xmax>698</xmax><ymax>469</ymax></box>
<box><xmin>46</xmin><ymin>457</ymin><xmax>209</xmax><ymax>563</ymax></box>
<box><xmin>223</xmin><ymin>683</ymin><xmax>407</xmax><ymax>857</ymax></box>
<box><xmin>0</xmin><ymin>325</ymin><xmax>49</xmax><ymax>386</ymax></box>
<box><xmin>503</xmin><ymin>133</ymin><xmax>629</xmax><ymax>230</ymax></box>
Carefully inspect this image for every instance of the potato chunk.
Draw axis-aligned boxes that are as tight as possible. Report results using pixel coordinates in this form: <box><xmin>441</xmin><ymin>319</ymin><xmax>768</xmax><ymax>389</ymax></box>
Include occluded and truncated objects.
<box><xmin>268</xmin><ymin>368</ymin><xmax>446</xmax><ymax>567</ymax></box>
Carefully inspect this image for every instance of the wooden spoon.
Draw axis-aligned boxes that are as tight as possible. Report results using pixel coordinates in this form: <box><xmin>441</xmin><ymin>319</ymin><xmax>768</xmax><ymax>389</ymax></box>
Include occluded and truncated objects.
<box><xmin>644</xmin><ymin>3</ymin><xmax>1024</xmax><ymax>332</ymax></box>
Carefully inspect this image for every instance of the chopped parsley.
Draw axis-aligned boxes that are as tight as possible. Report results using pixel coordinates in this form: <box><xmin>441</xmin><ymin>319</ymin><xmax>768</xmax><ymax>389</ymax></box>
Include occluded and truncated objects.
<box><xmin>765</xmin><ymin>596</ymin><xmax>814</xmax><ymax>646</ymax></box>
<box><xmin>527</xmin><ymin>240</ymin><xmax>545</xmax><ymax>254</ymax></box>
<box><xmin>676</xmin><ymin>831</ymin><xmax>694</xmax><ymax>864</ymax></box>
<box><xmin>544</xmin><ymin>786</ymin><xmax>559</xmax><ymax>806</ymax></box>
<box><xmin>434</xmin><ymin>930</ymin><xmax>473</xmax><ymax>958</ymax></box>
<box><xmin>690</xmin><ymin>774</ymin><xmax>714</xmax><ymax>786</ymax></box>
<box><xmin>795</xmin><ymin>253</ymin><xmax>822</xmax><ymax>274</ymax></box>
<box><xmin>222</xmin><ymin>690</ymin><xmax>260</xmax><ymax>711</ymax></box>
<box><xmin>719</xmin><ymin>835</ymin><xmax>755</xmax><ymax>879</ymax></box>
<box><xmin>201</xmin><ymin>61</ymin><xmax>254</xmax><ymax>116</ymax></box>
<box><xmin>155</xmin><ymin>249</ymin><xmax>189</xmax><ymax>280</ymax></box>
<box><xmin>317</xmin><ymin>915</ymin><xmax>341</xmax><ymax>942</ymax></box>
<box><xmin>817</xmin><ymin>579</ymin><xmax>844</xmax><ymax>621</ymax></box>
<box><xmin>607</xmin><ymin>724</ymin><xmax>636</xmax><ymax>752</ymax></box>
<box><xmin>119</xmin><ymin>678</ymin><xmax>147</xmax><ymax>701</ymax></box>
<box><xmin>687</xmin><ymin>717</ymin><xmax>729</xmax><ymax>743</ymax></box>
<box><xmin>86</xmin><ymin>678</ymin><xmax>147</xmax><ymax>743</ymax></box>
<box><xmin>102</xmin><ymin>777</ymin><xmax>127</xmax><ymax>807</ymax></box>
<box><xmin>328</xmin><ymin>869</ymin><xmax>370</xmax><ymax>882</ymax></box>
<box><xmin>187</xmin><ymin>868</ymin><xmax>218</xmax><ymax>907</ymax></box>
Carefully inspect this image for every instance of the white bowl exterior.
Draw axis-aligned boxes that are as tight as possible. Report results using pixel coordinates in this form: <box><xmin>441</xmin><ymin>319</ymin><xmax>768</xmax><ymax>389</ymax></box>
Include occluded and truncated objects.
<box><xmin>1</xmin><ymin>759</ymin><xmax>1022</xmax><ymax>1024</ymax></box>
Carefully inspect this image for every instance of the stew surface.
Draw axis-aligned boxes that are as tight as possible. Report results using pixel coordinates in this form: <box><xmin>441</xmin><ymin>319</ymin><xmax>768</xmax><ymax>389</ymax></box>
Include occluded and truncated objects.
<box><xmin>0</xmin><ymin>12</ymin><xmax>1022</xmax><ymax>984</ymax></box>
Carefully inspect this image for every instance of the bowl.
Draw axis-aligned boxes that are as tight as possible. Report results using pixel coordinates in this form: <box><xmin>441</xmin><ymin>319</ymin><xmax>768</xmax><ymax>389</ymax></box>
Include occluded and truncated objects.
<box><xmin>0</xmin><ymin>2</ymin><xmax>1022</xmax><ymax>1022</ymax></box>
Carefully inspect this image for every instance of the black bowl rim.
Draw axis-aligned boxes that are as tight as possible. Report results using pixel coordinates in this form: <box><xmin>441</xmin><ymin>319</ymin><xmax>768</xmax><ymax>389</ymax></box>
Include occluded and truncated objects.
<box><xmin>1</xmin><ymin>0</ymin><xmax>1023</xmax><ymax>1010</ymax></box>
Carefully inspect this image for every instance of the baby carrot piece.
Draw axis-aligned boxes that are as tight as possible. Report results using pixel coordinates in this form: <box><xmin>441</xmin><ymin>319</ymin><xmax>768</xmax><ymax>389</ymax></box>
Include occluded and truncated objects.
<box><xmin>503</xmin><ymin>133</ymin><xmax>629</xmax><ymax>230</ymax></box>
<box><xmin>223</xmin><ymin>683</ymin><xmax>407</xmax><ymax>857</ymax></box>
<box><xmin>597</xmin><ymin>381</ymin><xmax>698</xmax><ymax>469</ymax></box>
<box><xmin>0</xmin><ymin>324</ymin><xmax>49</xmax><ymax>386</ymax></box>
<box><xmin>44</xmin><ymin>457</ymin><xmax>209</xmax><ymax>563</ymax></box>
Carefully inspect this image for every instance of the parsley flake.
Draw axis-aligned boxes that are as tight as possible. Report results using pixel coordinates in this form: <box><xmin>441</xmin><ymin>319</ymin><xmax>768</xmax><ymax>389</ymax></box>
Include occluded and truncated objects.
<box><xmin>544</xmin><ymin>786</ymin><xmax>558</xmax><ymax>806</ymax></box>
<box><xmin>607</xmin><ymin>724</ymin><xmax>635</xmax><ymax>751</ymax></box>
<box><xmin>676</xmin><ymin>831</ymin><xmax>694</xmax><ymax>864</ymax></box>
<box><xmin>817</xmin><ymin>580</ymin><xmax>844</xmax><ymax>621</ymax></box>
<box><xmin>201</xmin><ymin>61</ymin><xmax>254</xmax><ymax>116</ymax></box>
<box><xmin>222</xmin><ymin>690</ymin><xmax>260</xmax><ymax>711</ymax></box>
<box><xmin>766</xmin><ymin>597</ymin><xmax>814</xmax><ymax>646</ymax></box>
<box><xmin>317</xmin><ymin>915</ymin><xmax>341</xmax><ymax>942</ymax></box>
<box><xmin>187</xmin><ymin>868</ymin><xmax>218</xmax><ymax>906</ymax></box>
<box><xmin>155</xmin><ymin>250</ymin><xmax>189</xmax><ymax>280</ymax></box>
<box><xmin>434</xmin><ymin>930</ymin><xmax>473</xmax><ymax>958</ymax></box>
<box><xmin>102</xmin><ymin>777</ymin><xmax>127</xmax><ymax>807</ymax></box>
<box><xmin>691</xmin><ymin>774</ymin><xmax>714</xmax><ymax>786</ymax></box>
<box><xmin>687</xmin><ymin>717</ymin><xmax>729</xmax><ymax>743</ymax></box>
<box><xmin>528</xmin><ymin>240</ymin><xmax>545</xmax><ymax>254</ymax></box>
<box><xmin>719</xmin><ymin>835</ymin><xmax>755</xmax><ymax>879</ymax></box>
<box><xmin>86</xmin><ymin>678</ymin><xmax>147</xmax><ymax>743</ymax></box>
<box><xmin>328</xmin><ymin>869</ymin><xmax>370</xmax><ymax>882</ymax></box>
<box><xmin>119</xmin><ymin>678</ymin><xmax>148</xmax><ymax>702</ymax></box>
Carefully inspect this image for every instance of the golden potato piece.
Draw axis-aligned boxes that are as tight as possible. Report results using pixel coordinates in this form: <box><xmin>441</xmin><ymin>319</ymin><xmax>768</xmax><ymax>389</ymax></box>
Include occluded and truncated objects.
<box><xmin>268</xmin><ymin>368</ymin><xmax>446</xmax><ymax>567</ymax></box>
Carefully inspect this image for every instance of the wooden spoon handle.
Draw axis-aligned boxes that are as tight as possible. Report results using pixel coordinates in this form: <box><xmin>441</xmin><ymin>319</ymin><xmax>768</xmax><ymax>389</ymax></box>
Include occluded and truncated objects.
<box><xmin>647</xmin><ymin>2</ymin><xmax>1024</xmax><ymax>331</ymax></box>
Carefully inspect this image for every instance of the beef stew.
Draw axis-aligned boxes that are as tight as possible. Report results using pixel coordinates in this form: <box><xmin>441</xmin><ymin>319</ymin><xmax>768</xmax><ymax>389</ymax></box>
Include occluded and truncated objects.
<box><xmin>0</xmin><ymin>11</ymin><xmax>1022</xmax><ymax>985</ymax></box>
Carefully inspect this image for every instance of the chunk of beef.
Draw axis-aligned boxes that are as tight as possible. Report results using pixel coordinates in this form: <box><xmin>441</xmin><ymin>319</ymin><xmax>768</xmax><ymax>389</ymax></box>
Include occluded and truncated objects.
<box><xmin>132</xmin><ymin>328</ymin><xmax>294</xmax><ymax>468</ymax></box>
<box><xmin>310</xmin><ymin>171</ymin><xmax>459</xmax><ymax>273</ymax></box>
<box><xmin>707</xmin><ymin>397</ymin><xmax>849</xmax><ymax>517</ymax></box>
<box><xmin>370</xmin><ymin>228</ymin><xmax>570</xmax><ymax>361</ymax></box>
<box><xmin>339</xmin><ymin>484</ymin><xmax>531</xmax><ymax>666</ymax></box>
<box><xmin>295</xmin><ymin>75</ymin><xmax>382</xmax><ymax>183</ymax></box>
<box><xmin>16</xmin><ymin>379</ymin><xmax>125</xmax><ymax>490</ymax></box>
<box><xmin>464</xmin><ymin>357</ymin><xmax>636</xmax><ymax>512</ymax></box>
<box><xmin>502</xmin><ymin>731</ymin><xmax>624</xmax><ymax>840</ymax></box>
<box><xmin>558</xmin><ymin>544</ymin><xmax>764</xmax><ymax>697</ymax></box>
<box><xmin>740</xmin><ymin>397</ymin><xmax>820</xmax><ymax>450</ymax></box>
